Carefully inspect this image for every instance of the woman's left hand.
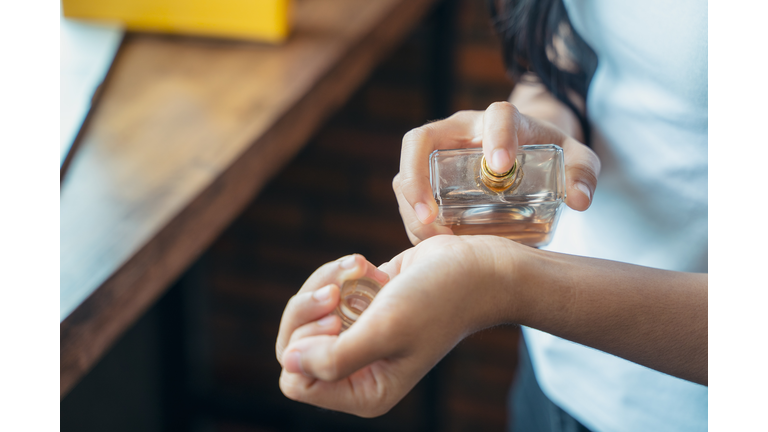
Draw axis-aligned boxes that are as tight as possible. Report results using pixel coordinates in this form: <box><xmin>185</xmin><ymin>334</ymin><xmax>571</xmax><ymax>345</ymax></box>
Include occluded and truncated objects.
<box><xmin>276</xmin><ymin>235</ymin><xmax>526</xmax><ymax>417</ymax></box>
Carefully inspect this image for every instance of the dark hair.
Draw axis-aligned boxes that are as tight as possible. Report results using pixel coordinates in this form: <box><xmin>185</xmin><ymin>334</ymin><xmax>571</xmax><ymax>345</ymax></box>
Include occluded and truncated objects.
<box><xmin>488</xmin><ymin>0</ymin><xmax>597</xmax><ymax>144</ymax></box>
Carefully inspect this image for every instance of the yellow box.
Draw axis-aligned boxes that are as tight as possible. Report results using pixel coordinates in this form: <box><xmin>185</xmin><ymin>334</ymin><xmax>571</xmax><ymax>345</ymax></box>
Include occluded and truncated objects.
<box><xmin>62</xmin><ymin>0</ymin><xmax>291</xmax><ymax>43</ymax></box>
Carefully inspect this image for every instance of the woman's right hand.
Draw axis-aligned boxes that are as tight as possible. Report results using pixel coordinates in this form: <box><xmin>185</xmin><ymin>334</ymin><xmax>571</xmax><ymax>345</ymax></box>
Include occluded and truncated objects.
<box><xmin>392</xmin><ymin>101</ymin><xmax>601</xmax><ymax>245</ymax></box>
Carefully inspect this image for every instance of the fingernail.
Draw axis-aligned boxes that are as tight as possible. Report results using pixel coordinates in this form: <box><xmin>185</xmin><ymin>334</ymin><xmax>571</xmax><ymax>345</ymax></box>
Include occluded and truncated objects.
<box><xmin>575</xmin><ymin>182</ymin><xmax>592</xmax><ymax>201</ymax></box>
<box><xmin>313</xmin><ymin>285</ymin><xmax>333</xmax><ymax>302</ymax></box>
<box><xmin>372</xmin><ymin>267</ymin><xmax>390</xmax><ymax>284</ymax></box>
<box><xmin>284</xmin><ymin>350</ymin><xmax>307</xmax><ymax>376</ymax></box>
<box><xmin>340</xmin><ymin>255</ymin><xmax>357</xmax><ymax>269</ymax></box>
<box><xmin>414</xmin><ymin>202</ymin><xmax>431</xmax><ymax>223</ymax></box>
<box><xmin>317</xmin><ymin>315</ymin><xmax>336</xmax><ymax>326</ymax></box>
<box><xmin>491</xmin><ymin>149</ymin><xmax>511</xmax><ymax>174</ymax></box>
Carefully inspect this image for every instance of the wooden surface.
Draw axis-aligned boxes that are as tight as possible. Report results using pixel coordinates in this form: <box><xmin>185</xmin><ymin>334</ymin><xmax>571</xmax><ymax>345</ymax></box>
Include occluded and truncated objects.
<box><xmin>60</xmin><ymin>0</ymin><xmax>438</xmax><ymax>398</ymax></box>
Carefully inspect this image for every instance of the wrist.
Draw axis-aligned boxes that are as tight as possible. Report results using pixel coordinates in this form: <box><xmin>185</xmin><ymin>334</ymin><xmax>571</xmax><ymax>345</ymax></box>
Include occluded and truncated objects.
<box><xmin>490</xmin><ymin>239</ymin><xmax>547</xmax><ymax>327</ymax></box>
<box><xmin>458</xmin><ymin>236</ymin><xmax>539</xmax><ymax>330</ymax></box>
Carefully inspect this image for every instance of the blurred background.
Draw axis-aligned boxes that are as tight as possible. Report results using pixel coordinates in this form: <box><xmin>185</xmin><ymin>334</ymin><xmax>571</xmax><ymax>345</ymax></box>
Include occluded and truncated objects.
<box><xmin>60</xmin><ymin>0</ymin><xmax>522</xmax><ymax>430</ymax></box>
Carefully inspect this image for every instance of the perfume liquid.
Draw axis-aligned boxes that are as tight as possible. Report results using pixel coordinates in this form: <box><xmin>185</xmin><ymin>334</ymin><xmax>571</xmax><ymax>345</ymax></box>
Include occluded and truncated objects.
<box><xmin>334</xmin><ymin>277</ymin><xmax>383</xmax><ymax>331</ymax></box>
<box><xmin>448</xmin><ymin>220</ymin><xmax>554</xmax><ymax>244</ymax></box>
<box><xmin>429</xmin><ymin>145</ymin><xmax>566</xmax><ymax>248</ymax></box>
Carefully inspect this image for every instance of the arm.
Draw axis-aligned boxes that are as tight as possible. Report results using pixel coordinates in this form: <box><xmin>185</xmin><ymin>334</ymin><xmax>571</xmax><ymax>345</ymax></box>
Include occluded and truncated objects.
<box><xmin>502</xmin><ymin>244</ymin><xmax>708</xmax><ymax>386</ymax></box>
<box><xmin>506</xmin><ymin>77</ymin><xmax>707</xmax><ymax>383</ymax></box>
<box><xmin>276</xmin><ymin>75</ymin><xmax>706</xmax><ymax>418</ymax></box>
<box><xmin>275</xmin><ymin>236</ymin><xmax>707</xmax><ymax>418</ymax></box>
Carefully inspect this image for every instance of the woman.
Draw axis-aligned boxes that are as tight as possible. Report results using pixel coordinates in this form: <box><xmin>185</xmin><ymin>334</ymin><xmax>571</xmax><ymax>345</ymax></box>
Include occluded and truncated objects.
<box><xmin>275</xmin><ymin>1</ymin><xmax>707</xmax><ymax>430</ymax></box>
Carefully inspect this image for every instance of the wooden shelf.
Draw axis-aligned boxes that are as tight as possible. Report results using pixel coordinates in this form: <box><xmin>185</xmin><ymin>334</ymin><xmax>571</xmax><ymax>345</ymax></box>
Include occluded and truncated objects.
<box><xmin>60</xmin><ymin>0</ymin><xmax>438</xmax><ymax>398</ymax></box>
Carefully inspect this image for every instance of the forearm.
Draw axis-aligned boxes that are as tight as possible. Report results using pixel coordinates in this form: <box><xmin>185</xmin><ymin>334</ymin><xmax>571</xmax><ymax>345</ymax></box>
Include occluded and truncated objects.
<box><xmin>509</xmin><ymin>78</ymin><xmax>705</xmax><ymax>383</ymax></box>
<box><xmin>509</xmin><ymin>74</ymin><xmax>585</xmax><ymax>143</ymax></box>
<box><xmin>502</xmin><ymin>245</ymin><xmax>708</xmax><ymax>385</ymax></box>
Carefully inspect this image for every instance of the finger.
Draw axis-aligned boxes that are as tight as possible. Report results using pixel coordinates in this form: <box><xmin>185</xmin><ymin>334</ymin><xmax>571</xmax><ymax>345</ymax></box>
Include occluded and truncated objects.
<box><xmin>279</xmin><ymin>353</ymin><xmax>395</xmax><ymax>418</ymax></box>
<box><xmin>376</xmin><ymin>245</ymin><xmax>408</xmax><ymax>281</ymax></box>
<box><xmin>393</xmin><ymin>173</ymin><xmax>454</xmax><ymax>245</ymax></box>
<box><xmin>276</xmin><ymin>284</ymin><xmax>340</xmax><ymax>365</ymax></box>
<box><xmin>282</xmin><ymin>330</ymin><xmax>395</xmax><ymax>383</ymax></box>
<box><xmin>513</xmin><ymin>115</ymin><xmax>600</xmax><ymax>211</ymax></box>
<box><xmin>560</xmin><ymin>137</ymin><xmax>601</xmax><ymax>211</ymax></box>
<box><xmin>288</xmin><ymin>313</ymin><xmax>343</xmax><ymax>346</ymax></box>
<box><xmin>377</xmin><ymin>248</ymin><xmax>408</xmax><ymax>281</ymax></box>
<box><xmin>277</xmin><ymin>255</ymin><xmax>389</xmax><ymax>363</ymax></box>
<box><xmin>283</xmin><ymin>277</ymin><xmax>414</xmax><ymax>382</ymax></box>
<box><xmin>282</xmin><ymin>273</ymin><xmax>439</xmax><ymax>385</ymax></box>
<box><xmin>481</xmin><ymin>101</ymin><xmax>521</xmax><ymax>174</ymax></box>
<box><xmin>299</xmin><ymin>254</ymin><xmax>390</xmax><ymax>297</ymax></box>
<box><xmin>279</xmin><ymin>364</ymin><xmax>315</xmax><ymax>401</ymax></box>
<box><xmin>399</xmin><ymin>111</ymin><xmax>483</xmax><ymax>225</ymax></box>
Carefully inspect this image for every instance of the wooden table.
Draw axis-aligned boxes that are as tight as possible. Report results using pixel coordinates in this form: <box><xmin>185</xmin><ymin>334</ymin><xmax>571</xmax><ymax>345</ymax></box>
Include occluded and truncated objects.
<box><xmin>60</xmin><ymin>0</ymin><xmax>438</xmax><ymax>398</ymax></box>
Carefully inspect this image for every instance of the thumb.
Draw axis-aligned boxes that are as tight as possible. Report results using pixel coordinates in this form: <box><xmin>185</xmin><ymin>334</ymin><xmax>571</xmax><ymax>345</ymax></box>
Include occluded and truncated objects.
<box><xmin>282</xmin><ymin>317</ymin><xmax>396</xmax><ymax>381</ymax></box>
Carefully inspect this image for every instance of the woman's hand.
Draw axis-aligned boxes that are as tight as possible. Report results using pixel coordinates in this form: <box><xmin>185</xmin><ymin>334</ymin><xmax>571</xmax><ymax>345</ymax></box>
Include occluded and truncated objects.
<box><xmin>275</xmin><ymin>254</ymin><xmax>391</xmax><ymax>371</ymax></box>
<box><xmin>392</xmin><ymin>101</ymin><xmax>601</xmax><ymax>244</ymax></box>
<box><xmin>276</xmin><ymin>235</ymin><xmax>526</xmax><ymax>417</ymax></box>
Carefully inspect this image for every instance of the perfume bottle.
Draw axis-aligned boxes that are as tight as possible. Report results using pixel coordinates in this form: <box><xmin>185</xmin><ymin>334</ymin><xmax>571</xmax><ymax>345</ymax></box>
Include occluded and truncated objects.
<box><xmin>333</xmin><ymin>277</ymin><xmax>383</xmax><ymax>331</ymax></box>
<box><xmin>429</xmin><ymin>144</ymin><xmax>566</xmax><ymax>248</ymax></box>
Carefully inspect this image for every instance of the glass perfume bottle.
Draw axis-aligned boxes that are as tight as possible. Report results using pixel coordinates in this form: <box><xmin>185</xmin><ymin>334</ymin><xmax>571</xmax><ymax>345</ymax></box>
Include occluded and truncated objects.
<box><xmin>429</xmin><ymin>144</ymin><xmax>566</xmax><ymax>248</ymax></box>
<box><xmin>333</xmin><ymin>277</ymin><xmax>383</xmax><ymax>331</ymax></box>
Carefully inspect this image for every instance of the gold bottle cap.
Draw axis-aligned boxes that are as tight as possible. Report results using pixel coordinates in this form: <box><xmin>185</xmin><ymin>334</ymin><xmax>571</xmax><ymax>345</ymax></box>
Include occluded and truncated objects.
<box><xmin>481</xmin><ymin>155</ymin><xmax>522</xmax><ymax>192</ymax></box>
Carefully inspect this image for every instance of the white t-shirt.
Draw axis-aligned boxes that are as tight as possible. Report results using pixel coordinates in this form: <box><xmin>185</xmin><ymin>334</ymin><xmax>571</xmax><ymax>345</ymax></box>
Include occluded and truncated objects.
<box><xmin>524</xmin><ymin>1</ymin><xmax>708</xmax><ymax>431</ymax></box>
